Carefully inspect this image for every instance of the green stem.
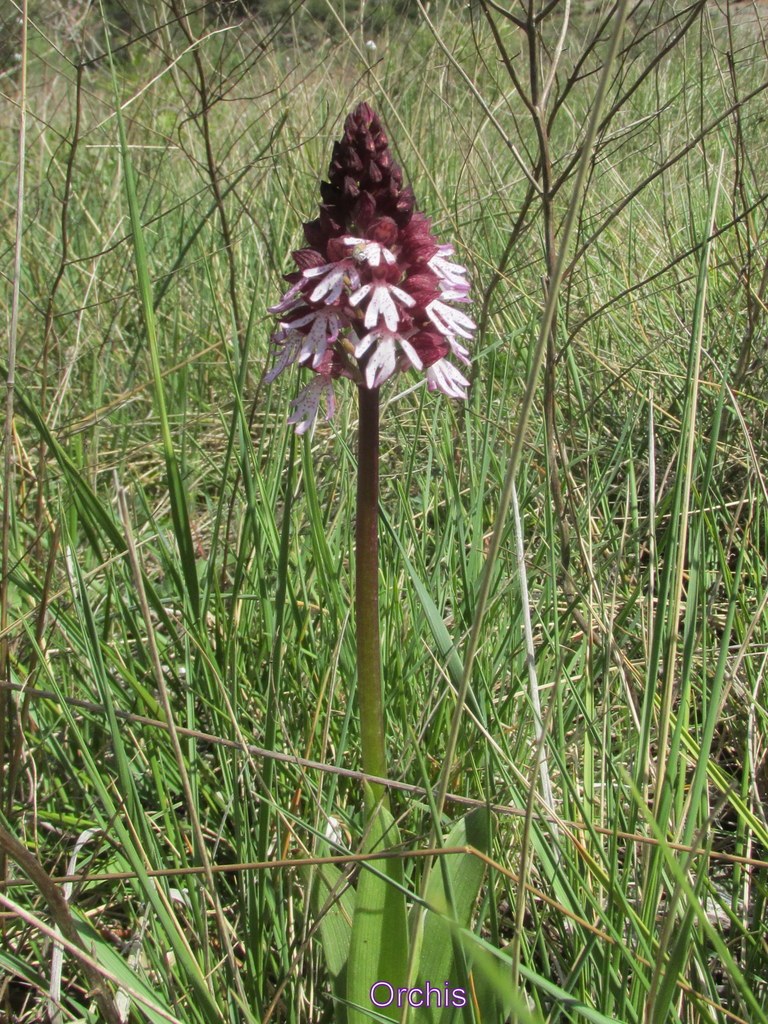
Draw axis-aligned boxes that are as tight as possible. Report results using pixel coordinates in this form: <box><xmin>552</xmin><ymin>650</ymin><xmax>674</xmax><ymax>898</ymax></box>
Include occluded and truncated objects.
<box><xmin>356</xmin><ymin>385</ymin><xmax>388</xmax><ymax>810</ymax></box>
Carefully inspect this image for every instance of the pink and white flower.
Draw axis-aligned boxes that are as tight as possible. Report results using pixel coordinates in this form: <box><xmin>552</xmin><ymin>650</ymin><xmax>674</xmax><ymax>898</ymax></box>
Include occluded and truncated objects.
<box><xmin>349</xmin><ymin>282</ymin><xmax>416</xmax><ymax>332</ymax></box>
<box><xmin>288</xmin><ymin>374</ymin><xmax>336</xmax><ymax>434</ymax></box>
<box><xmin>267</xmin><ymin>103</ymin><xmax>476</xmax><ymax>432</ymax></box>
<box><xmin>303</xmin><ymin>260</ymin><xmax>361</xmax><ymax>305</ymax></box>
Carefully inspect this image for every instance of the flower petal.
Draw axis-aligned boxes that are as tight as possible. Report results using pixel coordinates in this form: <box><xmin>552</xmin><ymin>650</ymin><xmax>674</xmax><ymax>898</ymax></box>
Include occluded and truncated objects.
<box><xmin>365</xmin><ymin>285</ymin><xmax>399</xmax><ymax>331</ymax></box>
<box><xmin>304</xmin><ymin>260</ymin><xmax>360</xmax><ymax>304</ymax></box>
<box><xmin>426</xmin><ymin>300</ymin><xmax>476</xmax><ymax>340</ymax></box>
<box><xmin>349</xmin><ymin>283</ymin><xmax>372</xmax><ymax>307</ymax></box>
<box><xmin>265</xmin><ymin>331</ymin><xmax>302</xmax><ymax>382</ymax></box>
<box><xmin>448</xmin><ymin>336</ymin><xmax>471</xmax><ymax>365</ymax></box>
<box><xmin>365</xmin><ymin>337</ymin><xmax>397</xmax><ymax>388</ymax></box>
<box><xmin>426</xmin><ymin>359</ymin><xmax>470</xmax><ymax>399</ymax></box>
<box><xmin>268</xmin><ymin>280</ymin><xmax>304</xmax><ymax>315</ymax></box>
<box><xmin>288</xmin><ymin>375</ymin><xmax>336</xmax><ymax>434</ymax></box>
<box><xmin>398</xmin><ymin>336</ymin><xmax>423</xmax><ymax>371</ymax></box>
<box><xmin>389</xmin><ymin>284</ymin><xmax>417</xmax><ymax>308</ymax></box>
<box><xmin>428</xmin><ymin>252</ymin><xmax>469</xmax><ymax>288</ymax></box>
<box><xmin>298</xmin><ymin>311</ymin><xmax>342</xmax><ymax>368</ymax></box>
<box><xmin>354</xmin><ymin>330</ymin><xmax>377</xmax><ymax>357</ymax></box>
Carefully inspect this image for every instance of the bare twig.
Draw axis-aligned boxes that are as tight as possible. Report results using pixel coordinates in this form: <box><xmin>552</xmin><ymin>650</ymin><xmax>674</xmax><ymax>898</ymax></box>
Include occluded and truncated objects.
<box><xmin>171</xmin><ymin>0</ymin><xmax>246</xmax><ymax>353</ymax></box>
<box><xmin>0</xmin><ymin>825</ymin><xmax>122</xmax><ymax>1024</ymax></box>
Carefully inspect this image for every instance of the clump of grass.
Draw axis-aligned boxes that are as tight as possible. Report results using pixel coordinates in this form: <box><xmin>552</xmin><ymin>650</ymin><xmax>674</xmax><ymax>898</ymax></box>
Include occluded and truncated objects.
<box><xmin>1</xmin><ymin>1</ymin><xmax>767</xmax><ymax>1022</ymax></box>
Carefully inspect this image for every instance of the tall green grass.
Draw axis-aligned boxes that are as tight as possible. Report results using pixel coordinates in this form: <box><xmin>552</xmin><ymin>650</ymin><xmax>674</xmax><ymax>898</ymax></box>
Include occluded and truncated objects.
<box><xmin>1</xmin><ymin>1</ymin><xmax>767</xmax><ymax>1022</ymax></box>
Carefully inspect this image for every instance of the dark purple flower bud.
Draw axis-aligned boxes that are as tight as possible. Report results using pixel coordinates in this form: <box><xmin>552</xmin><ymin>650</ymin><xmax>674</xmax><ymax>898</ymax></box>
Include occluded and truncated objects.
<box><xmin>326</xmin><ymin>236</ymin><xmax>348</xmax><ymax>262</ymax></box>
<box><xmin>353</xmin><ymin>192</ymin><xmax>377</xmax><ymax>230</ymax></box>
<box><xmin>402</xmin><ymin>272</ymin><xmax>440</xmax><ymax>310</ymax></box>
<box><xmin>293</xmin><ymin>248</ymin><xmax>325</xmax><ymax>270</ymax></box>
<box><xmin>368</xmin><ymin>217</ymin><xmax>398</xmax><ymax>246</ymax></box>
<box><xmin>268</xmin><ymin>102</ymin><xmax>475</xmax><ymax>432</ymax></box>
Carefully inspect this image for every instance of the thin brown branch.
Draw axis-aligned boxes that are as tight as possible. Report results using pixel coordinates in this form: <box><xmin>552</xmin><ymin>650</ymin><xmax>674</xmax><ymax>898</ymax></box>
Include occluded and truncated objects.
<box><xmin>172</xmin><ymin>0</ymin><xmax>245</xmax><ymax>353</ymax></box>
<box><xmin>552</xmin><ymin>0</ymin><xmax>708</xmax><ymax>195</ymax></box>
<box><xmin>0</xmin><ymin>825</ymin><xmax>122</xmax><ymax>1024</ymax></box>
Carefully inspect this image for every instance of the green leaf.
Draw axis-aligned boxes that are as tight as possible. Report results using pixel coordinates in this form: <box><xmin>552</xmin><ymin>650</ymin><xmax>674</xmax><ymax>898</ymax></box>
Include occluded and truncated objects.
<box><xmin>309</xmin><ymin>857</ymin><xmax>357</xmax><ymax>1023</ymax></box>
<box><xmin>347</xmin><ymin>802</ymin><xmax>409</xmax><ymax>1022</ymax></box>
<box><xmin>414</xmin><ymin>808</ymin><xmax>490</xmax><ymax>1024</ymax></box>
<box><xmin>71</xmin><ymin>908</ymin><xmax>182</xmax><ymax>1024</ymax></box>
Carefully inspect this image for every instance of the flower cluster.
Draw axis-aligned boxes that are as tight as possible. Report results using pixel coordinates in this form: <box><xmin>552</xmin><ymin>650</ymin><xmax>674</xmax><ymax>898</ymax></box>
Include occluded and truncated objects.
<box><xmin>267</xmin><ymin>102</ymin><xmax>475</xmax><ymax>433</ymax></box>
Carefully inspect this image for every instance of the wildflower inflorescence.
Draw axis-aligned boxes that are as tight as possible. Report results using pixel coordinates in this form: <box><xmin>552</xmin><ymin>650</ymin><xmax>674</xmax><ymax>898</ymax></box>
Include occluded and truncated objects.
<box><xmin>267</xmin><ymin>102</ymin><xmax>475</xmax><ymax>433</ymax></box>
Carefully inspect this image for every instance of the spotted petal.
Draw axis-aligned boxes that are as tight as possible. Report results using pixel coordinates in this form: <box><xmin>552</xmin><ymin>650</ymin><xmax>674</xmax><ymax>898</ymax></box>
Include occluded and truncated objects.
<box><xmin>265</xmin><ymin>330</ymin><xmax>302</xmax><ymax>383</ymax></box>
<box><xmin>364</xmin><ymin>337</ymin><xmax>398</xmax><ymax>388</ymax></box>
<box><xmin>288</xmin><ymin>375</ymin><xmax>336</xmax><ymax>434</ymax></box>
<box><xmin>426</xmin><ymin>300</ymin><xmax>476</xmax><ymax>340</ymax></box>
<box><xmin>426</xmin><ymin>358</ymin><xmax>470</xmax><ymax>399</ymax></box>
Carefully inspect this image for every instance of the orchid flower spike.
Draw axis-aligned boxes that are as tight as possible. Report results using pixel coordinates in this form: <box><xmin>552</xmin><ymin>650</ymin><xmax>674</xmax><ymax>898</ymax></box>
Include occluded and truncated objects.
<box><xmin>267</xmin><ymin>102</ymin><xmax>475</xmax><ymax>433</ymax></box>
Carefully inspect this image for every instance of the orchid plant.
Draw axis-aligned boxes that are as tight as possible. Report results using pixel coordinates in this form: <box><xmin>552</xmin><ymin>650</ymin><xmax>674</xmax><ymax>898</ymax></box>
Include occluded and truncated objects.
<box><xmin>268</xmin><ymin>102</ymin><xmax>475</xmax><ymax>807</ymax></box>
<box><xmin>268</xmin><ymin>105</ymin><xmax>487</xmax><ymax>1022</ymax></box>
